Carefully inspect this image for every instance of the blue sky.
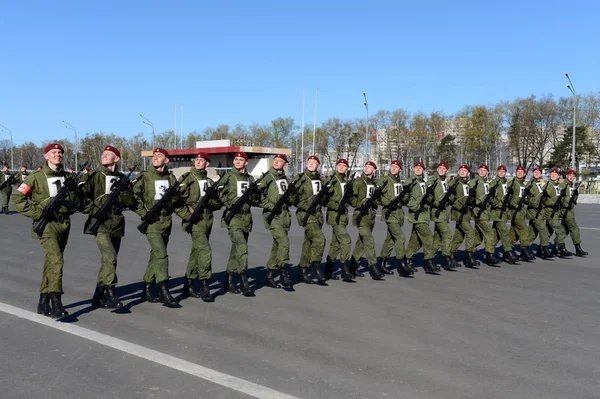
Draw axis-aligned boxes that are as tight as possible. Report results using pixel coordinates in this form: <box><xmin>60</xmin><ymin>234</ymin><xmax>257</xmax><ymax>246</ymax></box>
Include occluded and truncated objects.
<box><xmin>1</xmin><ymin>0</ymin><xmax>599</xmax><ymax>146</ymax></box>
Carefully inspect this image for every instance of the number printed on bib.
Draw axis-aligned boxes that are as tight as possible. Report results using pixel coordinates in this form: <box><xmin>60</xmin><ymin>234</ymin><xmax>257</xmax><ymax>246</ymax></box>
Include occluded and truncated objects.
<box><xmin>394</xmin><ymin>183</ymin><xmax>402</xmax><ymax>197</ymax></box>
<box><xmin>154</xmin><ymin>180</ymin><xmax>169</xmax><ymax>199</ymax></box>
<box><xmin>366</xmin><ymin>184</ymin><xmax>375</xmax><ymax>198</ymax></box>
<box><xmin>484</xmin><ymin>183</ymin><xmax>490</xmax><ymax>195</ymax></box>
<box><xmin>47</xmin><ymin>177</ymin><xmax>65</xmax><ymax>197</ymax></box>
<box><xmin>441</xmin><ymin>181</ymin><xmax>448</xmax><ymax>193</ymax></box>
<box><xmin>570</xmin><ymin>187</ymin><xmax>574</xmax><ymax>197</ymax></box>
<box><xmin>105</xmin><ymin>175</ymin><xmax>117</xmax><ymax>194</ymax></box>
<box><xmin>340</xmin><ymin>182</ymin><xmax>346</xmax><ymax>196</ymax></box>
<box><xmin>4</xmin><ymin>175</ymin><xmax>10</xmax><ymax>182</ymax></box>
<box><xmin>419</xmin><ymin>182</ymin><xmax>426</xmax><ymax>195</ymax></box>
<box><xmin>462</xmin><ymin>184</ymin><xmax>470</xmax><ymax>196</ymax></box>
<box><xmin>197</xmin><ymin>179</ymin><xmax>208</xmax><ymax>197</ymax></box>
<box><xmin>554</xmin><ymin>186</ymin><xmax>561</xmax><ymax>196</ymax></box>
<box><xmin>536</xmin><ymin>182</ymin><xmax>543</xmax><ymax>193</ymax></box>
<box><xmin>237</xmin><ymin>181</ymin><xmax>249</xmax><ymax>197</ymax></box>
<box><xmin>519</xmin><ymin>186</ymin><xmax>525</xmax><ymax>198</ymax></box>
<box><xmin>311</xmin><ymin>180</ymin><xmax>321</xmax><ymax>195</ymax></box>
<box><xmin>276</xmin><ymin>179</ymin><xmax>287</xmax><ymax>195</ymax></box>
<box><xmin>502</xmin><ymin>184</ymin><xmax>508</xmax><ymax>196</ymax></box>
<box><xmin>22</xmin><ymin>175</ymin><xmax>27</xmax><ymax>182</ymax></box>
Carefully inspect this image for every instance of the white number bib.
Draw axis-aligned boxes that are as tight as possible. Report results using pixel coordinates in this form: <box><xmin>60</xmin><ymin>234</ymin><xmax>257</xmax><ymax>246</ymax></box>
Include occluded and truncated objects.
<box><xmin>366</xmin><ymin>184</ymin><xmax>375</xmax><ymax>198</ymax></box>
<box><xmin>47</xmin><ymin>177</ymin><xmax>65</xmax><ymax>197</ymax></box>
<box><xmin>276</xmin><ymin>179</ymin><xmax>287</xmax><ymax>195</ymax></box>
<box><xmin>394</xmin><ymin>183</ymin><xmax>402</xmax><ymax>197</ymax></box>
<box><xmin>21</xmin><ymin>174</ymin><xmax>27</xmax><ymax>182</ymax></box>
<box><xmin>462</xmin><ymin>184</ymin><xmax>470</xmax><ymax>196</ymax></box>
<box><xmin>536</xmin><ymin>182</ymin><xmax>543</xmax><ymax>193</ymax></box>
<box><xmin>105</xmin><ymin>175</ymin><xmax>118</xmax><ymax>194</ymax></box>
<box><xmin>554</xmin><ymin>186</ymin><xmax>561</xmax><ymax>196</ymax></box>
<box><xmin>340</xmin><ymin>182</ymin><xmax>346</xmax><ymax>196</ymax></box>
<box><xmin>484</xmin><ymin>183</ymin><xmax>490</xmax><ymax>195</ymax></box>
<box><xmin>519</xmin><ymin>186</ymin><xmax>525</xmax><ymax>198</ymax></box>
<box><xmin>569</xmin><ymin>187</ymin><xmax>574</xmax><ymax>197</ymax></box>
<box><xmin>4</xmin><ymin>175</ymin><xmax>10</xmax><ymax>182</ymax></box>
<box><xmin>441</xmin><ymin>181</ymin><xmax>448</xmax><ymax>193</ymax></box>
<box><xmin>311</xmin><ymin>180</ymin><xmax>321</xmax><ymax>195</ymax></box>
<box><xmin>197</xmin><ymin>179</ymin><xmax>208</xmax><ymax>197</ymax></box>
<box><xmin>154</xmin><ymin>180</ymin><xmax>169</xmax><ymax>200</ymax></box>
<box><xmin>502</xmin><ymin>184</ymin><xmax>508</xmax><ymax>196</ymax></box>
<box><xmin>419</xmin><ymin>182</ymin><xmax>426</xmax><ymax>195</ymax></box>
<box><xmin>237</xmin><ymin>181</ymin><xmax>250</xmax><ymax>197</ymax></box>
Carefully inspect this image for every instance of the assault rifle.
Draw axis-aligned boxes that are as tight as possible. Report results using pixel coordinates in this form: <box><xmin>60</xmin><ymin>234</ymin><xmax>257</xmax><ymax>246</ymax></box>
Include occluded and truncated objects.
<box><xmin>498</xmin><ymin>184</ymin><xmax>513</xmax><ymax>219</ymax></box>
<box><xmin>513</xmin><ymin>180</ymin><xmax>535</xmax><ymax>216</ymax></box>
<box><xmin>566</xmin><ymin>182</ymin><xmax>580</xmax><ymax>210</ymax></box>
<box><xmin>223</xmin><ymin>173</ymin><xmax>267</xmax><ymax>226</ymax></box>
<box><xmin>335</xmin><ymin>172</ymin><xmax>356</xmax><ymax>224</ymax></box>
<box><xmin>0</xmin><ymin>172</ymin><xmax>14</xmax><ymax>190</ymax></box>
<box><xmin>413</xmin><ymin>183</ymin><xmax>435</xmax><ymax>220</ymax></box>
<box><xmin>33</xmin><ymin>161</ymin><xmax>89</xmax><ymax>237</ymax></box>
<box><xmin>457</xmin><ymin>186</ymin><xmax>476</xmax><ymax>224</ymax></box>
<box><xmin>137</xmin><ymin>183</ymin><xmax>180</xmax><ymax>234</ymax></box>
<box><xmin>474</xmin><ymin>182</ymin><xmax>498</xmax><ymax>219</ymax></box>
<box><xmin>184</xmin><ymin>176</ymin><xmax>222</xmax><ymax>233</ymax></box>
<box><xmin>302</xmin><ymin>174</ymin><xmax>336</xmax><ymax>226</ymax></box>
<box><xmin>384</xmin><ymin>179</ymin><xmax>416</xmax><ymax>219</ymax></box>
<box><xmin>550</xmin><ymin>185</ymin><xmax>564</xmax><ymax>218</ymax></box>
<box><xmin>355</xmin><ymin>179</ymin><xmax>389</xmax><ymax>225</ymax></box>
<box><xmin>434</xmin><ymin>180</ymin><xmax>458</xmax><ymax>218</ymax></box>
<box><xmin>534</xmin><ymin>181</ymin><xmax>551</xmax><ymax>218</ymax></box>
<box><xmin>88</xmin><ymin>165</ymin><xmax>137</xmax><ymax>235</ymax></box>
<box><xmin>265</xmin><ymin>174</ymin><xmax>301</xmax><ymax>225</ymax></box>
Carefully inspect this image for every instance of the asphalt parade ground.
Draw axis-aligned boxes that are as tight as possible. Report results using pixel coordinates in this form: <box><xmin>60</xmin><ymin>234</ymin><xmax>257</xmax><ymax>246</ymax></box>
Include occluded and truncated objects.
<box><xmin>1</xmin><ymin>205</ymin><xmax>599</xmax><ymax>399</ymax></box>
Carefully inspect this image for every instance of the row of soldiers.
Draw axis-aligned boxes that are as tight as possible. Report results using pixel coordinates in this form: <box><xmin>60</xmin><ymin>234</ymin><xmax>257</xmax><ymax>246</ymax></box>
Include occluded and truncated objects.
<box><xmin>9</xmin><ymin>143</ymin><xmax>587</xmax><ymax>318</ymax></box>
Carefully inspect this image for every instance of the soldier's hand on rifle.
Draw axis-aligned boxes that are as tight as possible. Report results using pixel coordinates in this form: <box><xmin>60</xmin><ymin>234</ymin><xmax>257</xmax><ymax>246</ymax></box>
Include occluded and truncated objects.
<box><xmin>63</xmin><ymin>177</ymin><xmax>77</xmax><ymax>190</ymax></box>
<box><xmin>40</xmin><ymin>206</ymin><xmax>54</xmax><ymax>222</ymax></box>
<box><xmin>113</xmin><ymin>179</ymin><xmax>129</xmax><ymax>192</ymax></box>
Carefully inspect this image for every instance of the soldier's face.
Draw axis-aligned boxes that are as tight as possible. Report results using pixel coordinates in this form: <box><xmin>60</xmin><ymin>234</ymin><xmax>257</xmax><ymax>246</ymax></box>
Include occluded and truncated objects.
<box><xmin>364</xmin><ymin>165</ymin><xmax>375</xmax><ymax>175</ymax></box>
<box><xmin>437</xmin><ymin>166</ymin><xmax>447</xmax><ymax>176</ymax></box>
<box><xmin>478</xmin><ymin>168</ymin><xmax>488</xmax><ymax>178</ymax></box>
<box><xmin>306</xmin><ymin>159</ymin><xmax>319</xmax><ymax>172</ymax></box>
<box><xmin>390</xmin><ymin>164</ymin><xmax>400</xmax><ymax>175</ymax></box>
<box><xmin>497</xmin><ymin>169</ymin><xmax>506</xmax><ymax>178</ymax></box>
<box><xmin>533</xmin><ymin>170</ymin><xmax>542</xmax><ymax>179</ymax></box>
<box><xmin>414</xmin><ymin>166</ymin><xmax>423</xmax><ymax>176</ymax></box>
<box><xmin>21</xmin><ymin>167</ymin><xmax>26</xmax><ymax>172</ymax></box>
<box><xmin>101</xmin><ymin>150</ymin><xmax>120</xmax><ymax>167</ymax></box>
<box><xmin>550</xmin><ymin>172</ymin><xmax>559</xmax><ymax>181</ymax></box>
<box><xmin>567</xmin><ymin>173</ymin><xmax>576</xmax><ymax>182</ymax></box>
<box><xmin>152</xmin><ymin>152</ymin><xmax>169</xmax><ymax>168</ymax></box>
<box><xmin>516</xmin><ymin>170</ymin><xmax>525</xmax><ymax>179</ymax></box>
<box><xmin>194</xmin><ymin>157</ymin><xmax>208</xmax><ymax>170</ymax></box>
<box><xmin>459</xmin><ymin>168</ymin><xmax>469</xmax><ymax>178</ymax></box>
<box><xmin>233</xmin><ymin>157</ymin><xmax>248</xmax><ymax>170</ymax></box>
<box><xmin>273</xmin><ymin>157</ymin><xmax>286</xmax><ymax>170</ymax></box>
<box><xmin>44</xmin><ymin>149</ymin><xmax>63</xmax><ymax>167</ymax></box>
<box><xmin>336</xmin><ymin>163</ymin><xmax>348</xmax><ymax>174</ymax></box>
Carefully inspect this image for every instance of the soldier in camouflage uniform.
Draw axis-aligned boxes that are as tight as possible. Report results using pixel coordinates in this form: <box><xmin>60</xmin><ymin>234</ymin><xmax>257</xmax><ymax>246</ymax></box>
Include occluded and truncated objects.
<box><xmin>471</xmin><ymin>164</ymin><xmax>501</xmax><ymax>266</ymax></box>
<box><xmin>545</xmin><ymin>168</ymin><xmax>572</xmax><ymax>258</ymax></box>
<box><xmin>14</xmin><ymin>165</ymin><xmax>29</xmax><ymax>185</ymax></box>
<box><xmin>178</xmin><ymin>151</ymin><xmax>221</xmax><ymax>302</ymax></box>
<box><xmin>293</xmin><ymin>155</ymin><xmax>328</xmax><ymax>285</ymax></box>
<box><xmin>260</xmin><ymin>154</ymin><xmax>295</xmax><ymax>289</ymax></box>
<box><xmin>508</xmin><ymin>166</ymin><xmax>536</xmax><ymax>261</ymax></box>
<box><xmin>11</xmin><ymin>143</ymin><xmax>82</xmax><ymax>318</ymax></box>
<box><xmin>561</xmin><ymin>169</ymin><xmax>588</xmax><ymax>257</ymax></box>
<box><xmin>526</xmin><ymin>167</ymin><xmax>554</xmax><ymax>259</ymax></box>
<box><xmin>323</xmin><ymin>158</ymin><xmax>354</xmax><ymax>281</ymax></box>
<box><xmin>450</xmin><ymin>164</ymin><xmax>480</xmax><ymax>268</ymax></box>
<box><xmin>405</xmin><ymin>162</ymin><xmax>440</xmax><ymax>274</ymax></box>
<box><xmin>82</xmin><ymin>145</ymin><xmax>136</xmax><ymax>309</ymax></box>
<box><xmin>350</xmin><ymin>161</ymin><xmax>385</xmax><ymax>280</ymax></box>
<box><xmin>0</xmin><ymin>164</ymin><xmax>15</xmax><ymax>214</ymax></box>
<box><xmin>488</xmin><ymin>165</ymin><xmax>520</xmax><ymax>264</ymax></box>
<box><xmin>79</xmin><ymin>168</ymin><xmax>91</xmax><ymax>184</ymax></box>
<box><xmin>218</xmin><ymin>151</ymin><xmax>261</xmax><ymax>294</ymax></box>
<box><xmin>132</xmin><ymin>147</ymin><xmax>184</xmax><ymax>308</ymax></box>
<box><xmin>427</xmin><ymin>161</ymin><xmax>458</xmax><ymax>270</ymax></box>
<box><xmin>378</xmin><ymin>160</ymin><xmax>415</xmax><ymax>276</ymax></box>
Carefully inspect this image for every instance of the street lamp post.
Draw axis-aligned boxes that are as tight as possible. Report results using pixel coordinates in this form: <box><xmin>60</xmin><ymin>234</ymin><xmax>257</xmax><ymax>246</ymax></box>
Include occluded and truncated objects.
<box><xmin>0</xmin><ymin>124</ymin><xmax>14</xmax><ymax>171</ymax></box>
<box><xmin>140</xmin><ymin>114</ymin><xmax>155</xmax><ymax>148</ymax></box>
<box><xmin>62</xmin><ymin>121</ymin><xmax>78</xmax><ymax>168</ymax></box>
<box><xmin>363</xmin><ymin>92</ymin><xmax>369</xmax><ymax>163</ymax></box>
<box><xmin>565</xmin><ymin>73</ymin><xmax>577</xmax><ymax>173</ymax></box>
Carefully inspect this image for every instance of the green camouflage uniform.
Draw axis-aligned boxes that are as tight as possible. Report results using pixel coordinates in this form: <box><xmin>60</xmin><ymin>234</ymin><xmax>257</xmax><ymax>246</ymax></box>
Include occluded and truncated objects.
<box><xmin>179</xmin><ymin>168</ymin><xmax>221</xmax><ymax>280</ymax></box>
<box><xmin>218</xmin><ymin>168</ymin><xmax>259</xmax><ymax>273</ymax></box>
<box><xmin>350</xmin><ymin>173</ymin><xmax>379</xmax><ymax>267</ymax></box>
<box><xmin>260</xmin><ymin>167</ymin><xmax>294</xmax><ymax>270</ymax></box>
<box><xmin>405</xmin><ymin>174</ymin><xmax>435</xmax><ymax>260</ymax></box>
<box><xmin>294</xmin><ymin>170</ymin><xmax>327</xmax><ymax>268</ymax></box>
<box><xmin>488</xmin><ymin>175</ymin><xmax>512</xmax><ymax>252</ymax></box>
<box><xmin>427</xmin><ymin>173</ymin><xmax>454</xmax><ymax>257</ymax></box>
<box><xmin>82</xmin><ymin>165</ymin><xmax>136</xmax><ymax>286</ymax></box>
<box><xmin>470</xmin><ymin>175</ymin><xmax>497</xmax><ymax>254</ymax></box>
<box><xmin>324</xmin><ymin>171</ymin><xmax>352</xmax><ymax>263</ymax></box>
<box><xmin>526</xmin><ymin>178</ymin><xmax>551</xmax><ymax>247</ymax></box>
<box><xmin>544</xmin><ymin>179</ymin><xmax>567</xmax><ymax>246</ymax></box>
<box><xmin>132</xmin><ymin>167</ymin><xmax>184</xmax><ymax>284</ymax></box>
<box><xmin>1</xmin><ymin>170</ymin><xmax>15</xmax><ymax>213</ymax></box>
<box><xmin>450</xmin><ymin>176</ymin><xmax>477</xmax><ymax>253</ymax></box>
<box><xmin>11</xmin><ymin>164</ymin><xmax>82</xmax><ymax>293</ymax></box>
<box><xmin>379</xmin><ymin>172</ymin><xmax>407</xmax><ymax>262</ymax></box>
<box><xmin>508</xmin><ymin>177</ymin><xmax>533</xmax><ymax>248</ymax></box>
<box><xmin>560</xmin><ymin>180</ymin><xmax>582</xmax><ymax>245</ymax></box>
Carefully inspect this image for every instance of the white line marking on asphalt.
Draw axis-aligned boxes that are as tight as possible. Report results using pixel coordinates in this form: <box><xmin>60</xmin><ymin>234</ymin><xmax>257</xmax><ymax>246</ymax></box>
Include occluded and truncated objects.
<box><xmin>580</xmin><ymin>227</ymin><xmax>600</xmax><ymax>230</ymax></box>
<box><xmin>0</xmin><ymin>302</ymin><xmax>299</xmax><ymax>399</ymax></box>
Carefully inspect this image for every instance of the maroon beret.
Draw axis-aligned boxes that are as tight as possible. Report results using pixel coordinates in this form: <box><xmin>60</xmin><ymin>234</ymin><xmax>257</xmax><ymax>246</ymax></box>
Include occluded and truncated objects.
<box><xmin>103</xmin><ymin>145</ymin><xmax>121</xmax><ymax>158</ymax></box>
<box><xmin>336</xmin><ymin>158</ymin><xmax>349</xmax><ymax>167</ymax></box>
<box><xmin>566</xmin><ymin>169</ymin><xmax>577</xmax><ymax>176</ymax></box>
<box><xmin>459</xmin><ymin>164</ymin><xmax>471</xmax><ymax>172</ymax></box>
<box><xmin>479</xmin><ymin>164</ymin><xmax>489</xmax><ymax>172</ymax></box>
<box><xmin>44</xmin><ymin>143</ymin><xmax>64</xmax><ymax>154</ymax></box>
<box><xmin>438</xmin><ymin>162</ymin><xmax>449</xmax><ymax>169</ymax></box>
<box><xmin>550</xmin><ymin>168</ymin><xmax>560</xmax><ymax>174</ymax></box>
<box><xmin>365</xmin><ymin>161</ymin><xmax>377</xmax><ymax>169</ymax></box>
<box><xmin>234</xmin><ymin>151</ymin><xmax>248</xmax><ymax>161</ymax></box>
<box><xmin>533</xmin><ymin>167</ymin><xmax>542</xmax><ymax>173</ymax></box>
<box><xmin>274</xmin><ymin>154</ymin><xmax>288</xmax><ymax>163</ymax></box>
<box><xmin>497</xmin><ymin>165</ymin><xmax>507</xmax><ymax>172</ymax></box>
<box><xmin>307</xmin><ymin>155</ymin><xmax>320</xmax><ymax>164</ymax></box>
<box><xmin>153</xmin><ymin>148</ymin><xmax>170</xmax><ymax>158</ymax></box>
<box><xmin>195</xmin><ymin>151</ymin><xmax>211</xmax><ymax>162</ymax></box>
<box><xmin>414</xmin><ymin>161</ymin><xmax>425</xmax><ymax>169</ymax></box>
<box><xmin>516</xmin><ymin>165</ymin><xmax>526</xmax><ymax>172</ymax></box>
<box><xmin>391</xmin><ymin>160</ymin><xmax>403</xmax><ymax>169</ymax></box>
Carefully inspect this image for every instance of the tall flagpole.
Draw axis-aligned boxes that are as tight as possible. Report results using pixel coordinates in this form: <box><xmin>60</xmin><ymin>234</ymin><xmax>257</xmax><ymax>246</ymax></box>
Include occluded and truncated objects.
<box><xmin>312</xmin><ymin>89</ymin><xmax>318</xmax><ymax>155</ymax></box>
<box><xmin>300</xmin><ymin>90</ymin><xmax>305</xmax><ymax>173</ymax></box>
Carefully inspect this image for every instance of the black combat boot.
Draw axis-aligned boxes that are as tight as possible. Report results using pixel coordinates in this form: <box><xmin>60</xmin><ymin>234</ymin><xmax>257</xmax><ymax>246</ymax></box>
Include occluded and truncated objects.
<box><xmin>503</xmin><ymin>251</ymin><xmax>519</xmax><ymax>265</ymax></box>
<box><xmin>340</xmin><ymin>260</ymin><xmax>354</xmax><ymax>281</ymax></box>
<box><xmin>103</xmin><ymin>286</ymin><xmax>123</xmax><ymax>308</ymax></box>
<box><xmin>451</xmin><ymin>253</ymin><xmax>462</xmax><ymax>268</ymax></box>
<box><xmin>470</xmin><ymin>251</ymin><xmax>481</xmax><ymax>266</ymax></box>
<box><xmin>239</xmin><ymin>271</ymin><xmax>253</xmax><ymax>295</ymax></box>
<box><xmin>310</xmin><ymin>262</ymin><xmax>327</xmax><ymax>285</ymax></box>
<box><xmin>557</xmin><ymin>243</ymin><xmax>573</xmax><ymax>257</ymax></box>
<box><xmin>397</xmin><ymin>258</ymin><xmax>414</xmax><ymax>276</ymax></box>
<box><xmin>349</xmin><ymin>256</ymin><xmax>364</xmax><ymax>278</ymax></box>
<box><xmin>325</xmin><ymin>256</ymin><xmax>339</xmax><ymax>280</ymax></box>
<box><xmin>521</xmin><ymin>247</ymin><xmax>536</xmax><ymax>261</ymax></box>
<box><xmin>199</xmin><ymin>279</ymin><xmax>214</xmax><ymax>302</ymax></box>
<box><xmin>183</xmin><ymin>278</ymin><xmax>200</xmax><ymax>298</ymax></box>
<box><xmin>37</xmin><ymin>293</ymin><xmax>51</xmax><ymax>317</ymax></box>
<box><xmin>279</xmin><ymin>266</ymin><xmax>293</xmax><ymax>289</ymax></box>
<box><xmin>486</xmin><ymin>252</ymin><xmax>501</xmax><ymax>266</ymax></box>
<box><xmin>2</xmin><ymin>206</ymin><xmax>9</xmax><ymax>214</ymax></box>
<box><xmin>536</xmin><ymin>245</ymin><xmax>543</xmax><ymax>258</ymax></box>
<box><xmin>49</xmin><ymin>293</ymin><xmax>68</xmax><ymax>319</ymax></box>
<box><xmin>367</xmin><ymin>264</ymin><xmax>385</xmax><ymax>280</ymax></box>
<box><xmin>541</xmin><ymin>245</ymin><xmax>552</xmax><ymax>259</ymax></box>
<box><xmin>264</xmin><ymin>269</ymin><xmax>281</xmax><ymax>289</ymax></box>
<box><xmin>464</xmin><ymin>252</ymin><xmax>479</xmax><ymax>268</ymax></box>
<box><xmin>575</xmin><ymin>244</ymin><xmax>588</xmax><ymax>257</ymax></box>
<box><xmin>227</xmin><ymin>272</ymin><xmax>240</xmax><ymax>294</ymax></box>
<box><xmin>142</xmin><ymin>282</ymin><xmax>159</xmax><ymax>302</ymax></box>
<box><xmin>377</xmin><ymin>257</ymin><xmax>394</xmax><ymax>275</ymax></box>
<box><xmin>551</xmin><ymin>243</ymin><xmax>559</xmax><ymax>257</ymax></box>
<box><xmin>300</xmin><ymin>267</ymin><xmax>314</xmax><ymax>284</ymax></box>
<box><xmin>442</xmin><ymin>255</ymin><xmax>455</xmax><ymax>270</ymax></box>
<box><xmin>423</xmin><ymin>259</ymin><xmax>441</xmax><ymax>274</ymax></box>
<box><xmin>406</xmin><ymin>258</ymin><xmax>418</xmax><ymax>273</ymax></box>
<box><xmin>158</xmin><ymin>281</ymin><xmax>180</xmax><ymax>308</ymax></box>
<box><xmin>91</xmin><ymin>284</ymin><xmax>105</xmax><ymax>308</ymax></box>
